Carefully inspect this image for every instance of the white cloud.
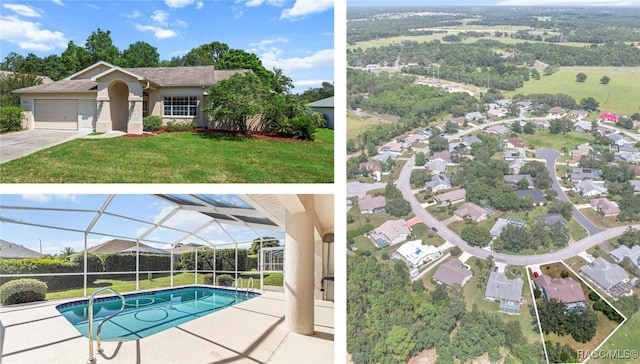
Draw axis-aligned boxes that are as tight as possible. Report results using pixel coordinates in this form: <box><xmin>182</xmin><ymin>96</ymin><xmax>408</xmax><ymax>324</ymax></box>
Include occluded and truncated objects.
<box><xmin>295</xmin><ymin>79</ymin><xmax>327</xmax><ymax>87</ymax></box>
<box><xmin>127</xmin><ymin>10</ymin><xmax>141</xmax><ymax>19</ymax></box>
<box><xmin>497</xmin><ymin>0</ymin><xmax>635</xmax><ymax>5</ymax></box>
<box><xmin>175</xmin><ymin>19</ymin><xmax>188</xmax><ymax>27</ymax></box>
<box><xmin>196</xmin><ymin>1</ymin><xmax>204</xmax><ymax>9</ymax></box>
<box><xmin>245</xmin><ymin>0</ymin><xmax>286</xmax><ymax>6</ymax></box>
<box><xmin>249</xmin><ymin>37</ymin><xmax>288</xmax><ymax>48</ymax></box>
<box><xmin>0</xmin><ymin>16</ymin><xmax>67</xmax><ymax>52</ymax></box>
<box><xmin>20</xmin><ymin>194</ymin><xmax>78</xmax><ymax>203</ymax></box>
<box><xmin>135</xmin><ymin>24</ymin><xmax>178</xmax><ymax>39</ymax></box>
<box><xmin>165</xmin><ymin>0</ymin><xmax>195</xmax><ymax>8</ymax></box>
<box><xmin>2</xmin><ymin>4</ymin><xmax>41</xmax><ymax>18</ymax></box>
<box><xmin>281</xmin><ymin>0</ymin><xmax>333</xmax><ymax>20</ymax></box>
<box><xmin>86</xmin><ymin>4</ymin><xmax>99</xmax><ymax>10</ymax></box>
<box><xmin>52</xmin><ymin>0</ymin><xmax>65</xmax><ymax>6</ymax></box>
<box><xmin>260</xmin><ymin>48</ymin><xmax>333</xmax><ymax>75</ymax></box>
<box><xmin>151</xmin><ymin>10</ymin><xmax>169</xmax><ymax>24</ymax></box>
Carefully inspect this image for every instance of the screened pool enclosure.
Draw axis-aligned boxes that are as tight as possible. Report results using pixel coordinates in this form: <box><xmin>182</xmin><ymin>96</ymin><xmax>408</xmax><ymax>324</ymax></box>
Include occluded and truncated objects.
<box><xmin>0</xmin><ymin>194</ymin><xmax>334</xmax><ymax>335</ymax></box>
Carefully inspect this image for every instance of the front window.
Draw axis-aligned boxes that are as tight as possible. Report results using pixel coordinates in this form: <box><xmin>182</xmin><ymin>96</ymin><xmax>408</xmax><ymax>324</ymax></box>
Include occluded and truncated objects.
<box><xmin>164</xmin><ymin>96</ymin><xmax>197</xmax><ymax>116</ymax></box>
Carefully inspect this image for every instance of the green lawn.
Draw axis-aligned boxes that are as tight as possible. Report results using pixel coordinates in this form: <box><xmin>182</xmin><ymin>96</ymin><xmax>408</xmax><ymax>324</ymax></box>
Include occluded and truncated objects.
<box><xmin>518</xmin><ymin>130</ymin><xmax>593</xmax><ymax>152</ymax></box>
<box><xmin>568</xmin><ymin>218</ymin><xmax>589</xmax><ymax>241</ymax></box>
<box><xmin>0</xmin><ymin>129</ymin><xmax>334</xmax><ymax>183</ymax></box>
<box><xmin>347</xmin><ymin>114</ymin><xmax>394</xmax><ymax>141</ymax></box>
<box><xmin>506</xmin><ymin>68</ymin><xmax>640</xmax><ymax>115</ymax></box>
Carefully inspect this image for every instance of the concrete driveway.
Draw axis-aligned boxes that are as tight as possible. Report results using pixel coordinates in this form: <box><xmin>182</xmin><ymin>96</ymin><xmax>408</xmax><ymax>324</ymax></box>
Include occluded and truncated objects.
<box><xmin>0</xmin><ymin>130</ymin><xmax>90</xmax><ymax>164</ymax></box>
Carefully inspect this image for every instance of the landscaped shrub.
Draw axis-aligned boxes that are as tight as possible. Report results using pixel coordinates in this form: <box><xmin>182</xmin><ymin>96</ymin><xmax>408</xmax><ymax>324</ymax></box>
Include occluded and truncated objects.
<box><xmin>0</xmin><ymin>278</ymin><xmax>47</xmax><ymax>305</ymax></box>
<box><xmin>269</xmin><ymin>118</ymin><xmax>293</xmax><ymax>136</ymax></box>
<box><xmin>165</xmin><ymin>119</ymin><xmax>195</xmax><ymax>132</ymax></box>
<box><xmin>203</xmin><ymin>273</ymin><xmax>214</xmax><ymax>285</ymax></box>
<box><xmin>0</xmin><ymin>106</ymin><xmax>24</xmax><ymax>133</ymax></box>
<box><xmin>0</xmin><ymin>258</ymin><xmax>82</xmax><ymax>290</ymax></box>
<box><xmin>308</xmin><ymin>112</ymin><xmax>327</xmax><ymax>128</ymax></box>
<box><xmin>102</xmin><ymin>254</ymin><xmax>171</xmax><ymax>272</ymax></box>
<box><xmin>143</xmin><ymin>115</ymin><xmax>163</xmax><ymax>131</ymax></box>
<box><xmin>290</xmin><ymin>115</ymin><xmax>317</xmax><ymax>140</ymax></box>
<box><xmin>179</xmin><ymin>249</ymin><xmax>248</xmax><ymax>272</ymax></box>
<box><xmin>70</xmin><ymin>253</ymin><xmax>104</xmax><ymax>283</ymax></box>
<box><xmin>216</xmin><ymin>274</ymin><xmax>234</xmax><ymax>287</ymax></box>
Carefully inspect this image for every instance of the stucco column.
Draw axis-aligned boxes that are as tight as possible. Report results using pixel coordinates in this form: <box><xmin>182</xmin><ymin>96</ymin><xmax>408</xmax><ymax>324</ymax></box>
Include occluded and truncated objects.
<box><xmin>285</xmin><ymin>206</ymin><xmax>315</xmax><ymax>335</ymax></box>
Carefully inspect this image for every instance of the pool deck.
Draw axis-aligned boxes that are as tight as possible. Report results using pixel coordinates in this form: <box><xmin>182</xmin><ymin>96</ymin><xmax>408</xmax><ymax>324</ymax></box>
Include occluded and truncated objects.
<box><xmin>0</xmin><ymin>290</ymin><xmax>334</xmax><ymax>364</ymax></box>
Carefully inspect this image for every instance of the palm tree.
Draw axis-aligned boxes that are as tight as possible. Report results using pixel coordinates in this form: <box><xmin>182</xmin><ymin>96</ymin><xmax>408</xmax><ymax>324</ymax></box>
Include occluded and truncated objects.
<box><xmin>59</xmin><ymin>246</ymin><xmax>76</xmax><ymax>259</ymax></box>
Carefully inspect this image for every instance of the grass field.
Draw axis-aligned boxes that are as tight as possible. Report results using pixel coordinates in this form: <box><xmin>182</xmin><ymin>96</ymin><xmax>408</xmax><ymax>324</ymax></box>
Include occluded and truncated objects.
<box><xmin>592</xmin><ymin>311</ymin><xmax>640</xmax><ymax>364</ymax></box>
<box><xmin>0</xmin><ymin>129</ymin><xmax>333</xmax><ymax>183</ymax></box>
<box><xmin>580</xmin><ymin>208</ymin><xmax>629</xmax><ymax>229</ymax></box>
<box><xmin>507</xmin><ymin>68</ymin><xmax>640</xmax><ymax>116</ymax></box>
<box><xmin>347</xmin><ymin>114</ymin><xmax>394</xmax><ymax>141</ymax></box>
<box><xmin>568</xmin><ymin>218</ymin><xmax>589</xmax><ymax>241</ymax></box>
<box><xmin>518</xmin><ymin>130</ymin><xmax>593</xmax><ymax>151</ymax></box>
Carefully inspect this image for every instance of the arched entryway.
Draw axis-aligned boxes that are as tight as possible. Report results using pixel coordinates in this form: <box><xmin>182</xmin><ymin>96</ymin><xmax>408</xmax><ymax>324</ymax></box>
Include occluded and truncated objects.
<box><xmin>108</xmin><ymin>81</ymin><xmax>129</xmax><ymax>131</ymax></box>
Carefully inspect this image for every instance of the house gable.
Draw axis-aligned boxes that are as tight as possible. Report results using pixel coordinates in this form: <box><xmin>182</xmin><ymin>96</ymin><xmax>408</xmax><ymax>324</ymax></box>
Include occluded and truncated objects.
<box><xmin>65</xmin><ymin>61</ymin><xmax>116</xmax><ymax>80</ymax></box>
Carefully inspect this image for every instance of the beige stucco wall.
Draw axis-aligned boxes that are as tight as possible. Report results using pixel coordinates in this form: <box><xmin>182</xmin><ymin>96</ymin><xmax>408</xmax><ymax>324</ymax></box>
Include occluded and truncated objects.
<box><xmin>18</xmin><ymin>92</ymin><xmax>96</xmax><ymax>130</ymax></box>
<box><xmin>95</xmin><ymin>72</ymin><xmax>143</xmax><ymax>133</ymax></box>
<box><xmin>71</xmin><ymin>64</ymin><xmax>112</xmax><ymax>80</ymax></box>
<box><xmin>147</xmin><ymin>86</ymin><xmax>207</xmax><ymax>127</ymax></box>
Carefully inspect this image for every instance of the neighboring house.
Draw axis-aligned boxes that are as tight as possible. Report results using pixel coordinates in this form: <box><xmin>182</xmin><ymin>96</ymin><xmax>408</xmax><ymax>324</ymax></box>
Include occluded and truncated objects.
<box><xmin>608</xmin><ymin>133</ymin><xmax>632</xmax><ymax>147</ymax></box>
<box><xmin>434</xmin><ymin>188</ymin><xmax>466</xmax><ymax>205</ymax></box>
<box><xmin>485</xmin><ymin>125</ymin><xmax>510</xmax><ymax>136</ymax></box>
<box><xmin>569</xmin><ymin>167</ymin><xmax>601</xmax><ymax>181</ymax></box>
<box><xmin>630</xmin><ymin>180</ymin><xmax>640</xmax><ymax>194</ymax></box>
<box><xmin>460</xmin><ymin>135</ymin><xmax>482</xmax><ymax>147</ymax></box>
<box><xmin>426</xmin><ymin>159</ymin><xmax>447</xmax><ymax>175</ymax></box>
<box><xmin>610</xmin><ymin>245</ymin><xmax>640</xmax><ymax>267</ymax></box>
<box><xmin>533</xmin><ymin>275</ymin><xmax>587</xmax><ymax>310</ymax></box>
<box><xmin>430</xmin><ymin>150</ymin><xmax>452</xmax><ymax>164</ymax></box>
<box><xmin>617</xmin><ymin>144</ymin><xmax>639</xmax><ymax>153</ymax></box>
<box><xmin>466</xmin><ymin>112</ymin><xmax>485</xmax><ymax>122</ymax></box>
<box><xmin>496</xmin><ymin>99</ymin><xmax>511</xmax><ymax>108</ymax></box>
<box><xmin>487</xmin><ymin>108</ymin><xmax>505</xmax><ymax>118</ymax></box>
<box><xmin>86</xmin><ymin>239</ymin><xmax>170</xmax><ymax>255</ymax></box>
<box><xmin>503</xmin><ymin>174</ymin><xmax>534</xmax><ymax>188</ymax></box>
<box><xmin>502</xmin><ymin>137</ymin><xmax>525</xmax><ymax>149</ymax></box>
<box><xmin>359</xmin><ymin>161</ymin><xmax>382</xmax><ymax>174</ymax></box>
<box><xmin>614</xmin><ymin>151</ymin><xmax>640</xmax><ymax>164</ymax></box>
<box><xmin>485</xmin><ymin>272</ymin><xmax>524</xmax><ymax>314</ymax></box>
<box><xmin>404</xmin><ymin>134</ymin><xmax>428</xmax><ymax>145</ymax></box>
<box><xmin>308</xmin><ymin>96</ymin><xmax>334</xmax><ymax>129</ymax></box>
<box><xmin>14</xmin><ymin>61</ymin><xmax>250</xmax><ymax>134</ymax></box>
<box><xmin>165</xmin><ymin>243</ymin><xmax>205</xmax><ymax>255</ymax></box>
<box><xmin>549</xmin><ymin>107</ymin><xmax>567</xmax><ymax>118</ymax></box>
<box><xmin>599</xmin><ymin>112</ymin><xmax>619</xmax><ymax>123</ymax></box>
<box><xmin>393</xmin><ymin>239</ymin><xmax>441</xmax><ymax>268</ymax></box>
<box><xmin>576</xmin><ymin>179</ymin><xmax>607</xmax><ymax>197</ymax></box>
<box><xmin>574</xmin><ymin>120</ymin><xmax>593</xmax><ymax>133</ymax></box>
<box><xmin>517</xmin><ymin>101</ymin><xmax>531</xmax><ymax>109</ymax></box>
<box><xmin>0</xmin><ymin>239</ymin><xmax>44</xmax><ymax>259</ymax></box>
<box><xmin>449</xmin><ymin>116</ymin><xmax>466</xmax><ymax>125</ymax></box>
<box><xmin>368</xmin><ymin>219</ymin><xmax>410</xmax><ymax>248</ymax></box>
<box><xmin>579</xmin><ymin>257</ymin><xmax>630</xmax><ymax>297</ymax></box>
<box><xmin>509</xmin><ymin>159</ymin><xmax>527</xmax><ymax>174</ymax></box>
<box><xmin>515</xmin><ymin>189</ymin><xmax>546</xmax><ymax>205</ymax></box>
<box><xmin>381</xmin><ymin>140</ymin><xmax>404</xmax><ymax>154</ymax></box>
<box><xmin>535</xmin><ymin>213</ymin><xmax>567</xmax><ymax>227</ymax></box>
<box><xmin>372</xmin><ymin>151</ymin><xmax>397</xmax><ymax>163</ymax></box>
<box><xmin>454</xmin><ymin>202</ymin><xmax>488</xmax><ymax>222</ymax></box>
<box><xmin>490</xmin><ymin>218</ymin><xmax>526</xmax><ymax>237</ymax></box>
<box><xmin>503</xmin><ymin>149</ymin><xmax>526</xmax><ymax>161</ymax></box>
<box><xmin>572</xmin><ymin>143</ymin><xmax>593</xmax><ymax>159</ymax></box>
<box><xmin>533</xmin><ymin>119</ymin><xmax>550</xmax><ymax>129</ymax></box>
<box><xmin>358</xmin><ymin>195</ymin><xmax>387</xmax><ymax>214</ymax></box>
<box><xmin>433</xmin><ymin>258</ymin><xmax>473</xmax><ymax>287</ymax></box>
<box><xmin>569</xmin><ymin>109</ymin><xmax>589</xmax><ymax>120</ymax></box>
<box><xmin>427</xmin><ymin>175</ymin><xmax>451</xmax><ymax>191</ymax></box>
<box><xmin>590</xmin><ymin>198</ymin><xmax>621</xmax><ymax>217</ymax></box>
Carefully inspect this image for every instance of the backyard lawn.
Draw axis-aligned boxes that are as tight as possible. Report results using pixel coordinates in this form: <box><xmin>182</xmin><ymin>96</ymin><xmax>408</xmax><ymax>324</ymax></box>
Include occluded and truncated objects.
<box><xmin>0</xmin><ymin>129</ymin><xmax>334</xmax><ymax>183</ymax></box>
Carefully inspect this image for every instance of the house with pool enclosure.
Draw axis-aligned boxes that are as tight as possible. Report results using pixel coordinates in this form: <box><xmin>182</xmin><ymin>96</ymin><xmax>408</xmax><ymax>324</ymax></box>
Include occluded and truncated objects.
<box><xmin>0</xmin><ymin>194</ymin><xmax>334</xmax><ymax>363</ymax></box>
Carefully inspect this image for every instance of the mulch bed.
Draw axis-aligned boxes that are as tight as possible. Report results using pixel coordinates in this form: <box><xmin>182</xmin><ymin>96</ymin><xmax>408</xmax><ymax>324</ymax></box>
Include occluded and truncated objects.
<box><xmin>124</xmin><ymin>128</ymin><xmax>303</xmax><ymax>142</ymax></box>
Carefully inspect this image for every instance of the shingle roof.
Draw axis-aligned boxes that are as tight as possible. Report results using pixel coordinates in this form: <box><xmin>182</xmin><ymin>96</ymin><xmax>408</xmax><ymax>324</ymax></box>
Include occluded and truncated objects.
<box><xmin>86</xmin><ymin>239</ymin><xmax>169</xmax><ymax>255</ymax></box>
<box><xmin>358</xmin><ymin>195</ymin><xmax>386</xmax><ymax>212</ymax></box>
<box><xmin>127</xmin><ymin>67</ymin><xmax>248</xmax><ymax>86</ymax></box>
<box><xmin>14</xmin><ymin>80</ymin><xmax>97</xmax><ymax>93</ymax></box>
<box><xmin>433</xmin><ymin>258</ymin><xmax>472</xmax><ymax>286</ymax></box>
<box><xmin>0</xmin><ymin>239</ymin><xmax>44</xmax><ymax>259</ymax></box>
<box><xmin>580</xmin><ymin>257</ymin><xmax>628</xmax><ymax>290</ymax></box>
<box><xmin>435</xmin><ymin>188</ymin><xmax>466</xmax><ymax>203</ymax></box>
<box><xmin>534</xmin><ymin>275</ymin><xmax>586</xmax><ymax>304</ymax></box>
<box><xmin>308</xmin><ymin>96</ymin><xmax>334</xmax><ymax>108</ymax></box>
<box><xmin>485</xmin><ymin>272</ymin><xmax>523</xmax><ymax>302</ymax></box>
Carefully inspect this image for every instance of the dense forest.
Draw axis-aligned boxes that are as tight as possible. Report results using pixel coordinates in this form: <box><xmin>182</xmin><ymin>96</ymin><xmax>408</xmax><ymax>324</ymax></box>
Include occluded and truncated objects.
<box><xmin>347</xmin><ymin>254</ymin><xmax>546</xmax><ymax>363</ymax></box>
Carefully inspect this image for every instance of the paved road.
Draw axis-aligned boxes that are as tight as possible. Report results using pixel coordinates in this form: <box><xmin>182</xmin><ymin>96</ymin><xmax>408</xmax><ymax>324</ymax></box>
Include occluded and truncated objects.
<box><xmin>536</xmin><ymin>149</ymin><xmax>604</xmax><ymax>235</ymax></box>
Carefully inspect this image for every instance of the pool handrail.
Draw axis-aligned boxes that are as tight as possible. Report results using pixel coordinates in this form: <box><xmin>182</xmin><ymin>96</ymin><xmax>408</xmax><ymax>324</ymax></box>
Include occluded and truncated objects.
<box><xmin>246</xmin><ymin>277</ymin><xmax>253</xmax><ymax>297</ymax></box>
<box><xmin>87</xmin><ymin>287</ymin><xmax>125</xmax><ymax>364</ymax></box>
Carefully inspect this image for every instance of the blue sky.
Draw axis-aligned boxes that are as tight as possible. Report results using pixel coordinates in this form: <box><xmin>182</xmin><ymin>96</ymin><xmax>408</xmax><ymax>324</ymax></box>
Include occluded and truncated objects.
<box><xmin>0</xmin><ymin>194</ymin><xmax>285</xmax><ymax>255</ymax></box>
<box><xmin>348</xmin><ymin>0</ymin><xmax>639</xmax><ymax>6</ymax></box>
<box><xmin>0</xmin><ymin>0</ymin><xmax>334</xmax><ymax>93</ymax></box>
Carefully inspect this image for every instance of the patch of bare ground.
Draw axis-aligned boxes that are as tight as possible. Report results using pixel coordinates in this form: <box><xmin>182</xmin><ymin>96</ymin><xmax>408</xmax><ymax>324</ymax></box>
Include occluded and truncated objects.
<box><xmin>408</xmin><ymin>349</ymin><xmax>438</xmax><ymax>364</ymax></box>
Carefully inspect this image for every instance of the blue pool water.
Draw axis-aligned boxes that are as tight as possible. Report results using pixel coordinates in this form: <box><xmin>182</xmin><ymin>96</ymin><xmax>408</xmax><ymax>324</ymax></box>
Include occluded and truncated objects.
<box><xmin>56</xmin><ymin>286</ymin><xmax>258</xmax><ymax>341</ymax></box>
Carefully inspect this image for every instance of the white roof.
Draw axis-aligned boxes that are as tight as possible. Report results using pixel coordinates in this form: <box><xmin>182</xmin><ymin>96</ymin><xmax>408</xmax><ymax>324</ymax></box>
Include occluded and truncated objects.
<box><xmin>396</xmin><ymin>240</ymin><xmax>440</xmax><ymax>267</ymax></box>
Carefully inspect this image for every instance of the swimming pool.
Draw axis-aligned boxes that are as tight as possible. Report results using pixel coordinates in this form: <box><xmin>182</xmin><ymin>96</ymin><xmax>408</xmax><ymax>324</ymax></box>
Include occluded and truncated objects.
<box><xmin>56</xmin><ymin>286</ymin><xmax>258</xmax><ymax>341</ymax></box>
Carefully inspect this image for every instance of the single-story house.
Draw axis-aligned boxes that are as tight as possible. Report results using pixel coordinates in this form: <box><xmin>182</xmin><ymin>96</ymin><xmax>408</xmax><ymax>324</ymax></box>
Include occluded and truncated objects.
<box><xmin>372</xmin><ymin>151</ymin><xmax>397</xmax><ymax>163</ymax></box>
<box><xmin>358</xmin><ymin>195</ymin><xmax>386</xmax><ymax>214</ymax></box>
<box><xmin>426</xmin><ymin>159</ymin><xmax>447</xmax><ymax>175</ymax></box>
<box><xmin>460</xmin><ymin>135</ymin><xmax>482</xmax><ymax>147</ymax></box>
<box><xmin>599</xmin><ymin>112</ymin><xmax>619</xmax><ymax>123</ymax></box>
<box><xmin>359</xmin><ymin>161</ymin><xmax>382</xmax><ymax>174</ymax></box>
<box><xmin>502</xmin><ymin>137</ymin><xmax>525</xmax><ymax>149</ymax></box>
<box><xmin>569</xmin><ymin>109</ymin><xmax>589</xmax><ymax>120</ymax></box>
<box><xmin>433</xmin><ymin>258</ymin><xmax>473</xmax><ymax>287</ymax></box>
<box><xmin>569</xmin><ymin>167</ymin><xmax>601</xmax><ymax>181</ymax></box>
<box><xmin>574</xmin><ymin>120</ymin><xmax>593</xmax><ymax>133</ymax></box>
<box><xmin>490</xmin><ymin>218</ymin><xmax>526</xmax><ymax>237</ymax></box>
<box><xmin>610</xmin><ymin>245</ymin><xmax>640</xmax><ymax>267</ymax></box>
<box><xmin>503</xmin><ymin>174</ymin><xmax>534</xmax><ymax>188</ymax></box>
<box><xmin>308</xmin><ymin>96</ymin><xmax>334</xmax><ymax>129</ymax></box>
<box><xmin>509</xmin><ymin>159</ymin><xmax>527</xmax><ymax>174</ymax></box>
<box><xmin>608</xmin><ymin>133</ymin><xmax>632</xmax><ymax>147</ymax></box>
<box><xmin>576</xmin><ymin>179</ymin><xmax>607</xmax><ymax>197</ymax></box>
<box><xmin>454</xmin><ymin>202</ymin><xmax>488</xmax><ymax>223</ymax></box>
<box><xmin>427</xmin><ymin>175</ymin><xmax>451</xmax><ymax>191</ymax></box>
<box><xmin>516</xmin><ymin>101</ymin><xmax>531</xmax><ymax>109</ymax></box>
<box><xmin>380</xmin><ymin>140</ymin><xmax>404</xmax><ymax>154</ymax></box>
<box><xmin>533</xmin><ymin>274</ymin><xmax>587</xmax><ymax>310</ymax></box>
<box><xmin>615</xmin><ymin>151</ymin><xmax>640</xmax><ymax>164</ymax></box>
<box><xmin>0</xmin><ymin>239</ymin><xmax>44</xmax><ymax>259</ymax></box>
<box><xmin>534</xmin><ymin>213</ymin><xmax>567</xmax><ymax>227</ymax></box>
<box><xmin>579</xmin><ymin>257</ymin><xmax>630</xmax><ymax>297</ymax></box>
<box><xmin>86</xmin><ymin>239</ymin><xmax>170</xmax><ymax>255</ymax></box>
<box><xmin>515</xmin><ymin>189</ymin><xmax>546</xmax><ymax>205</ymax></box>
<box><xmin>485</xmin><ymin>125</ymin><xmax>510</xmax><ymax>136</ymax></box>
<box><xmin>533</xmin><ymin>119</ymin><xmax>550</xmax><ymax>129</ymax></box>
<box><xmin>449</xmin><ymin>116</ymin><xmax>466</xmax><ymax>125</ymax></box>
<box><xmin>430</xmin><ymin>150</ymin><xmax>452</xmax><ymax>164</ymax></box>
<box><xmin>485</xmin><ymin>272</ymin><xmax>524</xmax><ymax>314</ymax></box>
<box><xmin>590</xmin><ymin>198</ymin><xmax>621</xmax><ymax>217</ymax></box>
<box><xmin>465</xmin><ymin>112</ymin><xmax>485</xmax><ymax>122</ymax></box>
<box><xmin>549</xmin><ymin>107</ymin><xmax>567</xmax><ymax>118</ymax></box>
<box><xmin>368</xmin><ymin>219</ymin><xmax>410</xmax><ymax>248</ymax></box>
<box><xmin>503</xmin><ymin>149</ymin><xmax>526</xmax><ymax>161</ymax></box>
<box><xmin>393</xmin><ymin>239</ymin><xmax>441</xmax><ymax>268</ymax></box>
<box><xmin>14</xmin><ymin>61</ymin><xmax>250</xmax><ymax>134</ymax></box>
<box><xmin>572</xmin><ymin>143</ymin><xmax>593</xmax><ymax>158</ymax></box>
<box><xmin>434</xmin><ymin>188</ymin><xmax>466</xmax><ymax>205</ymax></box>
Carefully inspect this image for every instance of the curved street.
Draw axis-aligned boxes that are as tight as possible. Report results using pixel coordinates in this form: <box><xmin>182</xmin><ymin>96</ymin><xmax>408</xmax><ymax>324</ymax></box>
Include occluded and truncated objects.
<box><xmin>394</xmin><ymin>120</ymin><xmax>632</xmax><ymax>266</ymax></box>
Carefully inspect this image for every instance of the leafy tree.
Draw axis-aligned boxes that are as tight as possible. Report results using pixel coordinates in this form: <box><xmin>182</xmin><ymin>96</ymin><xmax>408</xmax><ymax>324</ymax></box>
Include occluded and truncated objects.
<box><xmin>530</xmin><ymin>68</ymin><xmax>540</xmax><ymax>80</ymax></box>
<box><xmin>444</xmin><ymin>120</ymin><xmax>458</xmax><ymax>134</ymax></box>
<box><xmin>182</xmin><ymin>41</ymin><xmax>230</xmax><ymax>66</ymax></box>
<box><xmin>511</xmin><ymin>119</ymin><xmax>522</xmax><ymax>133</ymax></box>
<box><xmin>414</xmin><ymin>151</ymin><xmax>426</xmax><ymax>166</ymax></box>
<box><xmin>216</xmin><ymin>49</ymin><xmax>273</xmax><ymax>87</ymax></box>
<box><xmin>299</xmin><ymin>82</ymin><xmax>334</xmax><ymax>103</ymax></box>
<box><xmin>85</xmin><ymin>28</ymin><xmax>120</xmax><ymax>64</ymax></box>
<box><xmin>248</xmin><ymin>237</ymin><xmax>280</xmax><ymax>255</ymax></box>
<box><xmin>617</xmin><ymin>226</ymin><xmax>640</xmax><ymax>248</ymax></box>
<box><xmin>517</xmin><ymin>177</ymin><xmax>530</xmax><ymax>190</ymax></box>
<box><xmin>547</xmin><ymin>200</ymin><xmax>573</xmax><ymax>220</ymax></box>
<box><xmin>204</xmin><ymin>73</ymin><xmax>269</xmax><ymax>134</ymax></box>
<box><xmin>410</xmin><ymin>169</ymin><xmax>430</xmax><ymax>188</ymax></box>
<box><xmin>428</xmin><ymin>135</ymin><xmax>449</xmax><ymax>153</ymax></box>
<box><xmin>0</xmin><ymin>72</ymin><xmax>42</xmax><ymax>106</ymax></box>
<box><xmin>386</xmin><ymin>198</ymin><xmax>411</xmax><ymax>217</ymax></box>
<box><xmin>600</xmin><ymin>75</ymin><xmax>610</xmax><ymax>84</ymax></box>
<box><xmin>461</xmin><ymin>225</ymin><xmax>491</xmax><ymax>247</ymax></box>
<box><xmin>121</xmin><ymin>41</ymin><xmax>160</xmax><ymax>68</ymax></box>
<box><xmin>58</xmin><ymin>247</ymin><xmax>76</xmax><ymax>259</ymax></box>
<box><xmin>523</xmin><ymin>121</ymin><xmax>536</xmax><ymax>134</ymax></box>
<box><xmin>60</xmin><ymin>41</ymin><xmax>92</xmax><ymax>78</ymax></box>
<box><xmin>575</xmin><ymin>72</ymin><xmax>587</xmax><ymax>82</ymax></box>
<box><xmin>384</xmin><ymin>326</ymin><xmax>416</xmax><ymax>362</ymax></box>
<box><xmin>579</xmin><ymin>97</ymin><xmax>600</xmax><ymax>112</ymax></box>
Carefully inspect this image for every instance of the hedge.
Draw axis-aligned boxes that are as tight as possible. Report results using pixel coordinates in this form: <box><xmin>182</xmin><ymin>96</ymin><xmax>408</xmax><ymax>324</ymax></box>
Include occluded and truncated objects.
<box><xmin>0</xmin><ymin>258</ymin><xmax>82</xmax><ymax>290</ymax></box>
<box><xmin>179</xmin><ymin>249</ymin><xmax>248</xmax><ymax>272</ymax></box>
<box><xmin>70</xmin><ymin>253</ymin><xmax>103</xmax><ymax>283</ymax></box>
<box><xmin>102</xmin><ymin>254</ymin><xmax>172</xmax><ymax>272</ymax></box>
<box><xmin>142</xmin><ymin>115</ymin><xmax>163</xmax><ymax>131</ymax></box>
<box><xmin>0</xmin><ymin>106</ymin><xmax>23</xmax><ymax>133</ymax></box>
<box><xmin>0</xmin><ymin>278</ymin><xmax>47</xmax><ymax>305</ymax></box>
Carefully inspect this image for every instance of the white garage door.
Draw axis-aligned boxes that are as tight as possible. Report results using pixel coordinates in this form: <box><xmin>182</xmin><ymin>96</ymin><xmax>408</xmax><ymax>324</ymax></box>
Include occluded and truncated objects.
<box><xmin>34</xmin><ymin>100</ymin><xmax>78</xmax><ymax>130</ymax></box>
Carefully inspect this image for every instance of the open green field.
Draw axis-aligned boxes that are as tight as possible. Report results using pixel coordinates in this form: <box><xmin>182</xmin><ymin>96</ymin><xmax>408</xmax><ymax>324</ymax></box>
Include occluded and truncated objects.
<box><xmin>518</xmin><ymin>130</ymin><xmax>593</xmax><ymax>151</ymax></box>
<box><xmin>507</xmin><ymin>68</ymin><xmax>640</xmax><ymax>116</ymax></box>
<box><xmin>580</xmin><ymin>208</ymin><xmax>629</xmax><ymax>229</ymax></box>
<box><xmin>347</xmin><ymin>114</ymin><xmax>394</xmax><ymax>141</ymax></box>
<box><xmin>0</xmin><ymin>129</ymin><xmax>333</xmax><ymax>183</ymax></box>
<box><xmin>567</xmin><ymin>218</ymin><xmax>589</xmax><ymax>241</ymax></box>
<box><xmin>593</xmin><ymin>309</ymin><xmax>640</xmax><ymax>363</ymax></box>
